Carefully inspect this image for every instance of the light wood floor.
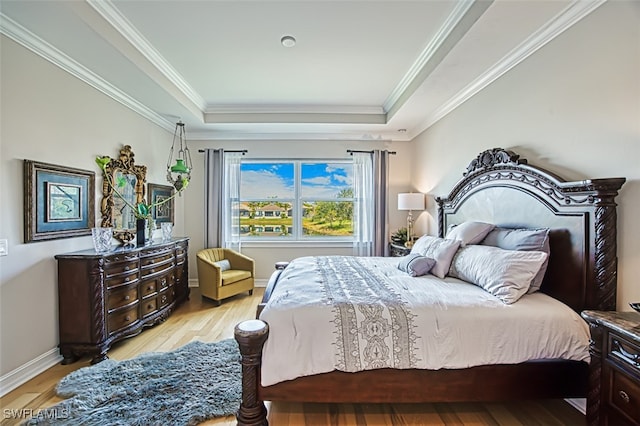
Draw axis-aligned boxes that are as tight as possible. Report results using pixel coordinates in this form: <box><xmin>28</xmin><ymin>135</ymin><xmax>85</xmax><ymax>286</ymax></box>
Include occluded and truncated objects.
<box><xmin>1</xmin><ymin>287</ymin><xmax>585</xmax><ymax>425</ymax></box>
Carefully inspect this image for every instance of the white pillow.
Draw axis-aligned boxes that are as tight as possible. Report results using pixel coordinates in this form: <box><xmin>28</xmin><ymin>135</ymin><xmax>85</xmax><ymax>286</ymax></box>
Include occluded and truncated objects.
<box><xmin>397</xmin><ymin>253</ymin><xmax>436</xmax><ymax>277</ymax></box>
<box><xmin>410</xmin><ymin>235</ymin><xmax>461</xmax><ymax>279</ymax></box>
<box><xmin>481</xmin><ymin>227</ymin><xmax>550</xmax><ymax>294</ymax></box>
<box><xmin>449</xmin><ymin>245</ymin><xmax>548</xmax><ymax>304</ymax></box>
<box><xmin>445</xmin><ymin>221</ymin><xmax>495</xmax><ymax>246</ymax></box>
<box><xmin>214</xmin><ymin>259</ymin><xmax>231</xmax><ymax>271</ymax></box>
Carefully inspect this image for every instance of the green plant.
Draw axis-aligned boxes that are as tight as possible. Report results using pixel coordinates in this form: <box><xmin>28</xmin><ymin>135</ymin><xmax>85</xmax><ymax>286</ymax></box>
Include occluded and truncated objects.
<box><xmin>391</xmin><ymin>227</ymin><xmax>408</xmax><ymax>244</ymax></box>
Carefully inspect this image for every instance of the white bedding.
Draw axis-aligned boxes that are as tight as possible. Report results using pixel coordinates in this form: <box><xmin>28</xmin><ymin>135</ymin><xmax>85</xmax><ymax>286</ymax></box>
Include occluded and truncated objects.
<box><xmin>259</xmin><ymin>255</ymin><xmax>590</xmax><ymax>387</ymax></box>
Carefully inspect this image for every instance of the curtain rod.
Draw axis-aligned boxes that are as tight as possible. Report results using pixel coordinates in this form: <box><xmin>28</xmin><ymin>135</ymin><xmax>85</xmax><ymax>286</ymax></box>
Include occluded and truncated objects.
<box><xmin>198</xmin><ymin>149</ymin><xmax>247</xmax><ymax>154</ymax></box>
<box><xmin>347</xmin><ymin>149</ymin><xmax>396</xmax><ymax>155</ymax></box>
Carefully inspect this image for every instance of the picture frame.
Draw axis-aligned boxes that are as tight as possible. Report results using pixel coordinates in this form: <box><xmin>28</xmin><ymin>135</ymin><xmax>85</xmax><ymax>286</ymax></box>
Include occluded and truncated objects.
<box><xmin>24</xmin><ymin>160</ymin><xmax>95</xmax><ymax>242</ymax></box>
<box><xmin>148</xmin><ymin>183</ymin><xmax>174</xmax><ymax>224</ymax></box>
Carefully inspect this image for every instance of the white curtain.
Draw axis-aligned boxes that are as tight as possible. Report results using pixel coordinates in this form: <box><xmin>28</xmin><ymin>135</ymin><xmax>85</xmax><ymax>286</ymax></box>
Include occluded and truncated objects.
<box><xmin>352</xmin><ymin>152</ymin><xmax>373</xmax><ymax>256</ymax></box>
<box><xmin>204</xmin><ymin>149</ymin><xmax>242</xmax><ymax>250</ymax></box>
<box><xmin>352</xmin><ymin>150</ymin><xmax>390</xmax><ymax>256</ymax></box>
<box><xmin>224</xmin><ymin>152</ymin><xmax>242</xmax><ymax>251</ymax></box>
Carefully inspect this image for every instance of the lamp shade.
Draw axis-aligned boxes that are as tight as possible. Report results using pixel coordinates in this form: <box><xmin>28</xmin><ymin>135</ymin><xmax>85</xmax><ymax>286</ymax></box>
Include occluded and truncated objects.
<box><xmin>398</xmin><ymin>193</ymin><xmax>425</xmax><ymax>211</ymax></box>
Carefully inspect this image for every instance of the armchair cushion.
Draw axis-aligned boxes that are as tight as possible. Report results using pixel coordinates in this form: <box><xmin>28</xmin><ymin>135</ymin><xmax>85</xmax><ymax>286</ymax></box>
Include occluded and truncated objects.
<box><xmin>222</xmin><ymin>270</ymin><xmax>252</xmax><ymax>286</ymax></box>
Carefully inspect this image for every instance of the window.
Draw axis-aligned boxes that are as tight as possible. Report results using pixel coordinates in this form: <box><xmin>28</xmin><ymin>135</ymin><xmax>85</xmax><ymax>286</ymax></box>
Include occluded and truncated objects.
<box><xmin>239</xmin><ymin>161</ymin><xmax>353</xmax><ymax>240</ymax></box>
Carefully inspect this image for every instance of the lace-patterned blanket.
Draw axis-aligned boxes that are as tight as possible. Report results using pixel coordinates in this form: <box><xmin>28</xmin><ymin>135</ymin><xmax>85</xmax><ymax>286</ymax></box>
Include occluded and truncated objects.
<box><xmin>259</xmin><ymin>255</ymin><xmax>590</xmax><ymax>387</ymax></box>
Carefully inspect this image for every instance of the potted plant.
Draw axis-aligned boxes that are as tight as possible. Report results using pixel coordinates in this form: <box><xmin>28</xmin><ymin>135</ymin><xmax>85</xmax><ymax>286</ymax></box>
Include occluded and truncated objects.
<box><xmin>391</xmin><ymin>227</ymin><xmax>408</xmax><ymax>246</ymax></box>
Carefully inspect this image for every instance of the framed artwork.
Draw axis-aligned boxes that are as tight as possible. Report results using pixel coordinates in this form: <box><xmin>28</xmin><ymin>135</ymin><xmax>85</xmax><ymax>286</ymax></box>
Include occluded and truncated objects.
<box><xmin>24</xmin><ymin>160</ymin><xmax>95</xmax><ymax>242</ymax></box>
<box><xmin>148</xmin><ymin>183</ymin><xmax>174</xmax><ymax>224</ymax></box>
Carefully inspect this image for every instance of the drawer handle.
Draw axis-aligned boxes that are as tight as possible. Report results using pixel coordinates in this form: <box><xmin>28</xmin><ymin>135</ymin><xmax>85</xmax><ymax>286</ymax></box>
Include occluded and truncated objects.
<box><xmin>125</xmin><ymin>315</ymin><xmax>131</xmax><ymax>322</ymax></box>
<box><xmin>147</xmin><ymin>303</ymin><xmax>153</xmax><ymax>309</ymax></box>
<box><xmin>124</xmin><ymin>277</ymin><xmax>130</xmax><ymax>282</ymax></box>
<box><xmin>612</xmin><ymin>339</ymin><xmax>640</xmax><ymax>365</ymax></box>
<box><xmin>147</xmin><ymin>286</ymin><xmax>153</xmax><ymax>291</ymax></box>
<box><xmin>124</xmin><ymin>295</ymin><xmax>130</xmax><ymax>301</ymax></box>
<box><xmin>162</xmin><ymin>296</ymin><xmax>167</xmax><ymax>303</ymax></box>
<box><xmin>124</xmin><ymin>266</ymin><xmax>130</xmax><ymax>271</ymax></box>
<box><xmin>160</xmin><ymin>278</ymin><xmax>167</xmax><ymax>286</ymax></box>
<box><xmin>619</xmin><ymin>390</ymin><xmax>630</xmax><ymax>404</ymax></box>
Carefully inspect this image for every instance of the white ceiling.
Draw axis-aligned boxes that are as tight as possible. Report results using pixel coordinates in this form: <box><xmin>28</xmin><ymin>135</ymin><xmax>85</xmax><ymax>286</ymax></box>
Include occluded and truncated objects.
<box><xmin>0</xmin><ymin>0</ymin><xmax>604</xmax><ymax>141</ymax></box>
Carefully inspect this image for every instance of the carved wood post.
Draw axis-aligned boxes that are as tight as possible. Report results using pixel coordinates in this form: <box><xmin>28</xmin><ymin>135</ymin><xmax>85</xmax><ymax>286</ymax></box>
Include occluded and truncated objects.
<box><xmin>235</xmin><ymin>320</ymin><xmax>269</xmax><ymax>426</ymax></box>
<box><xmin>585</xmin><ymin>319</ymin><xmax>603</xmax><ymax>426</ymax></box>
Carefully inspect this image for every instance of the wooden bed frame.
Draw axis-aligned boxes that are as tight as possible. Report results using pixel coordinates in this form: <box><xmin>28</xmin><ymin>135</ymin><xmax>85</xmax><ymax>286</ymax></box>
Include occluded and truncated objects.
<box><xmin>234</xmin><ymin>148</ymin><xmax>625</xmax><ymax>426</ymax></box>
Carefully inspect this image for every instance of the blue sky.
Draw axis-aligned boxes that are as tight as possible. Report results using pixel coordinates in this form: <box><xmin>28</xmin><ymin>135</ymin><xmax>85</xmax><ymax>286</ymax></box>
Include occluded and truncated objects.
<box><xmin>240</xmin><ymin>162</ymin><xmax>352</xmax><ymax>199</ymax></box>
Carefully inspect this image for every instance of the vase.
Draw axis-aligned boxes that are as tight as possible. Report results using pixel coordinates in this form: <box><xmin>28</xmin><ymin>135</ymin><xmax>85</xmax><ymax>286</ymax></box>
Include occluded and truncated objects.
<box><xmin>136</xmin><ymin>218</ymin><xmax>146</xmax><ymax>246</ymax></box>
<box><xmin>91</xmin><ymin>227</ymin><xmax>113</xmax><ymax>253</ymax></box>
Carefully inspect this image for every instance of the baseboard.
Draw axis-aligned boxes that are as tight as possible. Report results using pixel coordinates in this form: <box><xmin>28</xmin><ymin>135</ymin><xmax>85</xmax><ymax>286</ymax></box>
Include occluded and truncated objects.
<box><xmin>189</xmin><ymin>278</ymin><xmax>268</xmax><ymax>288</ymax></box>
<box><xmin>565</xmin><ymin>398</ymin><xmax>586</xmax><ymax>415</ymax></box>
<box><xmin>0</xmin><ymin>348</ymin><xmax>62</xmax><ymax>397</ymax></box>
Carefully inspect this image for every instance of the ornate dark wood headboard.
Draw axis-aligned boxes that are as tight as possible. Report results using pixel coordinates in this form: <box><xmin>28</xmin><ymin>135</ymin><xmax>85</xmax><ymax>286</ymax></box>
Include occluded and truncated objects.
<box><xmin>436</xmin><ymin>148</ymin><xmax>625</xmax><ymax>312</ymax></box>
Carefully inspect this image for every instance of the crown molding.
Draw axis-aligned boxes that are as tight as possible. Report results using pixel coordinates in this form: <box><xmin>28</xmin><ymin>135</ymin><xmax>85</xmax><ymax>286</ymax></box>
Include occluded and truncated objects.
<box><xmin>383</xmin><ymin>0</ymin><xmax>492</xmax><ymax>118</ymax></box>
<box><xmin>412</xmin><ymin>0</ymin><xmax>606</xmax><ymax>137</ymax></box>
<box><xmin>86</xmin><ymin>0</ymin><xmax>207</xmax><ymax>111</ymax></box>
<box><xmin>0</xmin><ymin>13</ymin><xmax>175</xmax><ymax>134</ymax></box>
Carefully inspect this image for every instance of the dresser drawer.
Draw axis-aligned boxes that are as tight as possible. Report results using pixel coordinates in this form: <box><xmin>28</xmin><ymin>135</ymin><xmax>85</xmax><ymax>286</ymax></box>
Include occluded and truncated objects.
<box><xmin>607</xmin><ymin>366</ymin><xmax>640</xmax><ymax>424</ymax></box>
<box><xmin>609</xmin><ymin>335</ymin><xmax>640</xmax><ymax>372</ymax></box>
<box><xmin>108</xmin><ymin>306</ymin><xmax>139</xmax><ymax>334</ymax></box>
<box><xmin>107</xmin><ymin>285</ymin><xmax>138</xmax><ymax>311</ymax></box>
<box><xmin>140</xmin><ymin>280</ymin><xmax>157</xmax><ymax>298</ymax></box>
<box><xmin>141</xmin><ymin>298</ymin><xmax>158</xmax><ymax>317</ymax></box>
<box><xmin>105</xmin><ymin>271</ymin><xmax>139</xmax><ymax>289</ymax></box>
<box><xmin>104</xmin><ymin>256</ymin><xmax>139</xmax><ymax>279</ymax></box>
<box><xmin>158</xmin><ymin>289</ymin><xmax>172</xmax><ymax>308</ymax></box>
<box><xmin>140</xmin><ymin>259</ymin><xmax>175</xmax><ymax>278</ymax></box>
<box><xmin>140</xmin><ymin>248</ymin><xmax>173</xmax><ymax>266</ymax></box>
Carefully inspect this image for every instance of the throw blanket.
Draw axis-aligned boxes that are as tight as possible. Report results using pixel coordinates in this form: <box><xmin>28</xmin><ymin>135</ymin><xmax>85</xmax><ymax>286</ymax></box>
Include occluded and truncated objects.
<box><xmin>259</xmin><ymin>255</ymin><xmax>590</xmax><ymax>386</ymax></box>
<box><xmin>314</xmin><ymin>256</ymin><xmax>418</xmax><ymax>371</ymax></box>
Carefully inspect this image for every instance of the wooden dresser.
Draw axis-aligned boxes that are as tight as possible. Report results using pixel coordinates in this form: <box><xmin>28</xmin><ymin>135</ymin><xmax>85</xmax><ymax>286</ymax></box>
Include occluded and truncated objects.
<box><xmin>55</xmin><ymin>237</ymin><xmax>189</xmax><ymax>364</ymax></box>
<box><xmin>582</xmin><ymin>310</ymin><xmax>640</xmax><ymax>426</ymax></box>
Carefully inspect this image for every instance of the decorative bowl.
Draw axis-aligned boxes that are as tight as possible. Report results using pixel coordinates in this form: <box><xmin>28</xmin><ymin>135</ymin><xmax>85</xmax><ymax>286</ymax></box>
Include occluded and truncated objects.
<box><xmin>630</xmin><ymin>302</ymin><xmax>640</xmax><ymax>313</ymax></box>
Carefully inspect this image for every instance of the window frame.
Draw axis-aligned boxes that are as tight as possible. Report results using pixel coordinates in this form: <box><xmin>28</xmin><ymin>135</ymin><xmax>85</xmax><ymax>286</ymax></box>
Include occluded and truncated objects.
<box><xmin>239</xmin><ymin>159</ymin><xmax>354</xmax><ymax>242</ymax></box>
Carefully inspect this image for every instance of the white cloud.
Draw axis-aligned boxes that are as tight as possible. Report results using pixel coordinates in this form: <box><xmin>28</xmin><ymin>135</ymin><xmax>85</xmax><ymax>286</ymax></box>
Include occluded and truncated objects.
<box><xmin>241</xmin><ymin>170</ymin><xmax>293</xmax><ymax>199</ymax></box>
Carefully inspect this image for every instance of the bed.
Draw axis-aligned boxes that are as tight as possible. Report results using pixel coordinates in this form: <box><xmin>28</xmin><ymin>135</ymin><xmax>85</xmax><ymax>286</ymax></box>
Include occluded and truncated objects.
<box><xmin>233</xmin><ymin>148</ymin><xmax>625</xmax><ymax>426</ymax></box>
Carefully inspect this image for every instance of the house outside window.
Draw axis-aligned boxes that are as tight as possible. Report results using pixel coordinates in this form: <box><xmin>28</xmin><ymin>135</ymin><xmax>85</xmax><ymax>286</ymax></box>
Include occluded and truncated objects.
<box><xmin>239</xmin><ymin>161</ymin><xmax>353</xmax><ymax>240</ymax></box>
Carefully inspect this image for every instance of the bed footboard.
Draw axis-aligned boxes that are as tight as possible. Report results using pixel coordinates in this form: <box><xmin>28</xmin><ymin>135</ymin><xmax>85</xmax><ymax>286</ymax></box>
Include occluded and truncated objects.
<box><xmin>234</xmin><ymin>320</ymin><xmax>269</xmax><ymax>426</ymax></box>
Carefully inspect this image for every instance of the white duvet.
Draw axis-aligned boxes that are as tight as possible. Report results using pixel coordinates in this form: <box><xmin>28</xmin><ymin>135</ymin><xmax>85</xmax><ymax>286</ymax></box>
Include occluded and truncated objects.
<box><xmin>259</xmin><ymin>255</ymin><xmax>590</xmax><ymax>387</ymax></box>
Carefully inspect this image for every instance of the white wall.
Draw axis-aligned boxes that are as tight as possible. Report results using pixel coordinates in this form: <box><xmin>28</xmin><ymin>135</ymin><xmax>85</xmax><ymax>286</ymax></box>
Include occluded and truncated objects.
<box><xmin>0</xmin><ymin>36</ymin><xmax>184</xmax><ymax>381</ymax></box>
<box><xmin>410</xmin><ymin>0</ymin><xmax>640</xmax><ymax>310</ymax></box>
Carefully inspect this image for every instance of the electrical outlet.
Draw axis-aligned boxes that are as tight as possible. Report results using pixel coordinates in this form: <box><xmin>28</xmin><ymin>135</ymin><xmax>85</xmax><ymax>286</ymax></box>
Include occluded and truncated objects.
<box><xmin>0</xmin><ymin>239</ymin><xmax>7</xmax><ymax>256</ymax></box>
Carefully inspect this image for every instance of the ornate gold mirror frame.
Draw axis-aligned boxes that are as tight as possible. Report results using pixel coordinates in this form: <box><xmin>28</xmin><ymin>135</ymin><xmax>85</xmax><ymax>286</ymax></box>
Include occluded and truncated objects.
<box><xmin>99</xmin><ymin>145</ymin><xmax>147</xmax><ymax>243</ymax></box>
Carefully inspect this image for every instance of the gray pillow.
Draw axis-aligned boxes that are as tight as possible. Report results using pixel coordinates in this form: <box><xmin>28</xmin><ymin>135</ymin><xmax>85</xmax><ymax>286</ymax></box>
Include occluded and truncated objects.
<box><xmin>445</xmin><ymin>221</ymin><xmax>496</xmax><ymax>246</ymax></box>
<box><xmin>398</xmin><ymin>253</ymin><xmax>436</xmax><ymax>277</ymax></box>
<box><xmin>449</xmin><ymin>245</ymin><xmax>548</xmax><ymax>304</ymax></box>
<box><xmin>214</xmin><ymin>259</ymin><xmax>231</xmax><ymax>271</ymax></box>
<box><xmin>480</xmin><ymin>227</ymin><xmax>550</xmax><ymax>293</ymax></box>
<box><xmin>410</xmin><ymin>235</ymin><xmax>461</xmax><ymax>279</ymax></box>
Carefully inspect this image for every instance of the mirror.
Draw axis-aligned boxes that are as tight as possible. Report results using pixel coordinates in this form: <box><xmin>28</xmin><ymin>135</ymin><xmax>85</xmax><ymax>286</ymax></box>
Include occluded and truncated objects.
<box><xmin>99</xmin><ymin>145</ymin><xmax>147</xmax><ymax>243</ymax></box>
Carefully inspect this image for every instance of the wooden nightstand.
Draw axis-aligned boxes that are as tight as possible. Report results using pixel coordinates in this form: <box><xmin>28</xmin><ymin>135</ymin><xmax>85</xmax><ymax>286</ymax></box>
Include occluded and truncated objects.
<box><xmin>389</xmin><ymin>243</ymin><xmax>411</xmax><ymax>257</ymax></box>
<box><xmin>581</xmin><ymin>310</ymin><xmax>640</xmax><ymax>426</ymax></box>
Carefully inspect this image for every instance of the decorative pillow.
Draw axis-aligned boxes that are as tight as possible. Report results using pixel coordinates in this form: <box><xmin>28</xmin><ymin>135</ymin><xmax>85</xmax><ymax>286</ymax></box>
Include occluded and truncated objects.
<box><xmin>410</xmin><ymin>235</ymin><xmax>461</xmax><ymax>279</ymax></box>
<box><xmin>481</xmin><ymin>227</ymin><xmax>550</xmax><ymax>293</ymax></box>
<box><xmin>397</xmin><ymin>253</ymin><xmax>436</xmax><ymax>277</ymax></box>
<box><xmin>214</xmin><ymin>259</ymin><xmax>231</xmax><ymax>271</ymax></box>
<box><xmin>449</xmin><ymin>245</ymin><xmax>548</xmax><ymax>304</ymax></box>
<box><xmin>445</xmin><ymin>221</ymin><xmax>495</xmax><ymax>246</ymax></box>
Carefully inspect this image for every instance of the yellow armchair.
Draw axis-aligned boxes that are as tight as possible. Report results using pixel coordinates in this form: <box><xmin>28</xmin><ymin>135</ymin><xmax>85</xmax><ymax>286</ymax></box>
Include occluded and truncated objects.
<box><xmin>196</xmin><ymin>248</ymin><xmax>255</xmax><ymax>306</ymax></box>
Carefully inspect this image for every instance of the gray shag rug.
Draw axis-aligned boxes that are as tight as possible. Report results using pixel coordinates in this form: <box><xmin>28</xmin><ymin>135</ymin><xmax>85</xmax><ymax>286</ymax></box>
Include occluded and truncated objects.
<box><xmin>25</xmin><ymin>339</ymin><xmax>241</xmax><ymax>426</ymax></box>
